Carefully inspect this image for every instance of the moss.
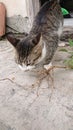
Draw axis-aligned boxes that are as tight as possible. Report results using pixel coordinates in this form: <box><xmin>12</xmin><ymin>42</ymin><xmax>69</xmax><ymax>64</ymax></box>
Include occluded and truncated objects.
<box><xmin>59</xmin><ymin>48</ymin><xmax>68</xmax><ymax>52</ymax></box>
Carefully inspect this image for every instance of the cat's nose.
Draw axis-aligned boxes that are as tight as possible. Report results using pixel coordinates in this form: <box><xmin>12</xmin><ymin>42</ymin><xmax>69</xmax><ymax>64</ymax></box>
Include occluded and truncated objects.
<box><xmin>27</xmin><ymin>63</ymin><xmax>30</xmax><ymax>66</ymax></box>
<box><xmin>24</xmin><ymin>60</ymin><xmax>29</xmax><ymax>66</ymax></box>
<box><xmin>25</xmin><ymin>59</ymin><xmax>30</xmax><ymax>66</ymax></box>
<box><xmin>26</xmin><ymin>61</ymin><xmax>30</xmax><ymax>66</ymax></box>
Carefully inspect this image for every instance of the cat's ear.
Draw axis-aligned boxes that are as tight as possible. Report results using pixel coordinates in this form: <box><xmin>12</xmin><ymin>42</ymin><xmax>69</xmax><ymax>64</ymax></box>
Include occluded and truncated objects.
<box><xmin>6</xmin><ymin>32</ymin><xmax>20</xmax><ymax>47</ymax></box>
<box><xmin>32</xmin><ymin>33</ymin><xmax>41</xmax><ymax>45</ymax></box>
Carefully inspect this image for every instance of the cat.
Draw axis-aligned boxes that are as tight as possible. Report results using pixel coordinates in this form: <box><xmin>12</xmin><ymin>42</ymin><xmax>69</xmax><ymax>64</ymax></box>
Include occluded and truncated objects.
<box><xmin>6</xmin><ymin>0</ymin><xmax>63</xmax><ymax>71</ymax></box>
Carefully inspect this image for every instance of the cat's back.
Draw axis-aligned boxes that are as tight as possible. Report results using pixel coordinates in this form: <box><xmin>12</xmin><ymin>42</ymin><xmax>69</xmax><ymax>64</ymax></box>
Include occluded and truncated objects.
<box><xmin>30</xmin><ymin>0</ymin><xmax>63</xmax><ymax>35</ymax></box>
<box><xmin>36</xmin><ymin>0</ymin><xmax>62</xmax><ymax>24</ymax></box>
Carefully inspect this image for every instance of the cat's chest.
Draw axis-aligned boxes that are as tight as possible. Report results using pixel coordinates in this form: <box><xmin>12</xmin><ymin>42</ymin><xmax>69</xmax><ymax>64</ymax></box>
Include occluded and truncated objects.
<box><xmin>36</xmin><ymin>42</ymin><xmax>46</xmax><ymax>63</ymax></box>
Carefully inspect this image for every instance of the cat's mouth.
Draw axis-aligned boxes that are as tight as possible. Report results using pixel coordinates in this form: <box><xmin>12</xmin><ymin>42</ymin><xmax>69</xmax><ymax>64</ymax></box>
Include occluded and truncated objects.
<box><xmin>16</xmin><ymin>56</ymin><xmax>36</xmax><ymax>71</ymax></box>
<box><xmin>18</xmin><ymin>64</ymin><xmax>35</xmax><ymax>71</ymax></box>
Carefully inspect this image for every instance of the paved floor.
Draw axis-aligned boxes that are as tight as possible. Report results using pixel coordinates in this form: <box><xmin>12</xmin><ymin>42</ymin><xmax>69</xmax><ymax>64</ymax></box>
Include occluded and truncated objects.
<box><xmin>0</xmin><ymin>36</ymin><xmax>73</xmax><ymax>130</ymax></box>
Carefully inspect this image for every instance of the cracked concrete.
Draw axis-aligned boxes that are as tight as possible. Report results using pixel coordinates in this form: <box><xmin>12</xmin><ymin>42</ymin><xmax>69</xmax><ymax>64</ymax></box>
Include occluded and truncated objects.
<box><xmin>0</xmin><ymin>38</ymin><xmax>73</xmax><ymax>130</ymax></box>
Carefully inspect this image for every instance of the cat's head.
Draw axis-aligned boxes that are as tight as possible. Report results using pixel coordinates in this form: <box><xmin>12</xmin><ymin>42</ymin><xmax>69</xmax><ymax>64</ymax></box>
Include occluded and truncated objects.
<box><xmin>6</xmin><ymin>32</ymin><xmax>41</xmax><ymax>66</ymax></box>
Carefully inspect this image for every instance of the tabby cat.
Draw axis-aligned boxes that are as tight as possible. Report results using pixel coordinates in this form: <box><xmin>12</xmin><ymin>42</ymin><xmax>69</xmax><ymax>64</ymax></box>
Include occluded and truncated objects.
<box><xmin>6</xmin><ymin>0</ymin><xmax>63</xmax><ymax>71</ymax></box>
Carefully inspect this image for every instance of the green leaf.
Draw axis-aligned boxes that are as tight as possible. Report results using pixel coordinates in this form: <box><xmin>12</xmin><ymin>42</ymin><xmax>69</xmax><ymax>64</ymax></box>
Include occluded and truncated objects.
<box><xmin>69</xmin><ymin>39</ymin><xmax>73</xmax><ymax>47</ymax></box>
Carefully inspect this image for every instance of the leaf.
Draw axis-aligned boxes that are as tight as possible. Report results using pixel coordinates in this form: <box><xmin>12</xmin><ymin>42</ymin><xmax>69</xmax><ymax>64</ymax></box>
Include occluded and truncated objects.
<box><xmin>69</xmin><ymin>39</ymin><xmax>73</xmax><ymax>47</ymax></box>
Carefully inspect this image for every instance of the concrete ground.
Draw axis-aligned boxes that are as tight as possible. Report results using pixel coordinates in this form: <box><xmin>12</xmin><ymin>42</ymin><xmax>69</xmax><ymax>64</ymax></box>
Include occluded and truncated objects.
<box><xmin>0</xmin><ymin>20</ymin><xmax>73</xmax><ymax>130</ymax></box>
<box><xmin>0</xmin><ymin>38</ymin><xmax>73</xmax><ymax>130</ymax></box>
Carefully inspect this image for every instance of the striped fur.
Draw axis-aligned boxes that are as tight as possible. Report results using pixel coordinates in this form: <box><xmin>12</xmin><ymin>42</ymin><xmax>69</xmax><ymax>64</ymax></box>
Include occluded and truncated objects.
<box><xmin>7</xmin><ymin>0</ymin><xmax>63</xmax><ymax>68</ymax></box>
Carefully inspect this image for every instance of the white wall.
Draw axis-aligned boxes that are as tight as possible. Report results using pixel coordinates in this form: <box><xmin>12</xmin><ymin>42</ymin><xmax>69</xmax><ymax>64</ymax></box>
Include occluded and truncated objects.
<box><xmin>0</xmin><ymin>0</ymin><xmax>27</xmax><ymax>17</ymax></box>
<box><xmin>0</xmin><ymin>0</ymin><xmax>40</xmax><ymax>17</ymax></box>
<box><xmin>0</xmin><ymin>0</ymin><xmax>40</xmax><ymax>32</ymax></box>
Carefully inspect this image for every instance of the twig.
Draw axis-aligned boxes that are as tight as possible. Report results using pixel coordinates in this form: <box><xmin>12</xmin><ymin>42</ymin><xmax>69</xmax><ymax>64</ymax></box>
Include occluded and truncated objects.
<box><xmin>0</xmin><ymin>78</ymin><xmax>22</xmax><ymax>88</ymax></box>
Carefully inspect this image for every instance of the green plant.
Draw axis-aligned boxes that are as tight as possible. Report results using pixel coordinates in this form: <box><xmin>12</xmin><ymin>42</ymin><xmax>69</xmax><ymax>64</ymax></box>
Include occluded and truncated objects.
<box><xmin>63</xmin><ymin>39</ymin><xmax>73</xmax><ymax>69</ymax></box>
<box><xmin>69</xmin><ymin>39</ymin><xmax>73</xmax><ymax>47</ymax></box>
<box><xmin>64</xmin><ymin>58</ymin><xmax>73</xmax><ymax>69</ymax></box>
